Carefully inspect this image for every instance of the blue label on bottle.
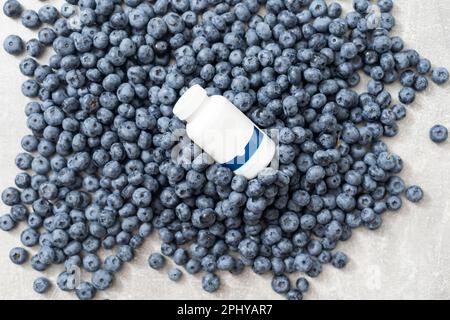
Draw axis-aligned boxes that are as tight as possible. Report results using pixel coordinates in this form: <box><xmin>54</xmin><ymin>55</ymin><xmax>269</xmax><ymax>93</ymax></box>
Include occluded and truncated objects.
<box><xmin>222</xmin><ymin>126</ymin><xmax>263</xmax><ymax>171</ymax></box>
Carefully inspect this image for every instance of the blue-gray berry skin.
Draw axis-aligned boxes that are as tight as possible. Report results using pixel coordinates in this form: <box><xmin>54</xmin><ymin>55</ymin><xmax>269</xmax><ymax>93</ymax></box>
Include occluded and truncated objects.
<box><xmin>148</xmin><ymin>252</ymin><xmax>166</xmax><ymax>269</ymax></box>
<box><xmin>104</xmin><ymin>255</ymin><xmax>123</xmax><ymax>273</ymax></box>
<box><xmin>92</xmin><ymin>270</ymin><xmax>113</xmax><ymax>290</ymax></box>
<box><xmin>37</xmin><ymin>246</ymin><xmax>55</xmax><ymax>265</ymax></box>
<box><xmin>61</xmin><ymin>4</ymin><xmax>76</xmax><ymax>18</ymax></box>
<box><xmin>10</xmin><ymin>204</ymin><xmax>28</xmax><ymax>221</ymax></box>
<box><xmin>0</xmin><ymin>214</ymin><xmax>16</xmax><ymax>231</ymax></box>
<box><xmin>2</xmin><ymin>187</ymin><xmax>21</xmax><ymax>206</ymax></box>
<box><xmin>430</xmin><ymin>125</ymin><xmax>448</xmax><ymax>143</ymax></box>
<box><xmin>33</xmin><ymin>277</ymin><xmax>51</xmax><ymax>294</ymax></box>
<box><xmin>398</xmin><ymin>87</ymin><xmax>416</xmax><ymax>105</ymax></box>
<box><xmin>3</xmin><ymin>0</ymin><xmax>22</xmax><ymax>18</ymax></box>
<box><xmin>286</xmin><ymin>289</ymin><xmax>303</xmax><ymax>300</ymax></box>
<box><xmin>38</xmin><ymin>5</ymin><xmax>59</xmax><ymax>25</ymax></box>
<box><xmin>83</xmin><ymin>254</ymin><xmax>101</xmax><ymax>272</ymax></box>
<box><xmin>21</xmin><ymin>10</ymin><xmax>42</xmax><ymax>29</ymax></box>
<box><xmin>9</xmin><ymin>247</ymin><xmax>29</xmax><ymax>265</ymax></box>
<box><xmin>168</xmin><ymin>267</ymin><xmax>182</xmax><ymax>282</ymax></box>
<box><xmin>25</xmin><ymin>39</ymin><xmax>44</xmax><ymax>58</ymax></box>
<box><xmin>19</xmin><ymin>58</ymin><xmax>39</xmax><ymax>77</ymax></box>
<box><xmin>392</xmin><ymin>104</ymin><xmax>406</xmax><ymax>121</ymax></box>
<box><xmin>185</xmin><ymin>259</ymin><xmax>202</xmax><ymax>274</ymax></box>
<box><xmin>75</xmin><ymin>282</ymin><xmax>96</xmax><ymax>300</ymax></box>
<box><xmin>405</xmin><ymin>186</ymin><xmax>424</xmax><ymax>203</ymax></box>
<box><xmin>386</xmin><ymin>195</ymin><xmax>402</xmax><ymax>211</ymax></box>
<box><xmin>117</xmin><ymin>244</ymin><xmax>134</xmax><ymax>262</ymax></box>
<box><xmin>3</xmin><ymin>34</ymin><xmax>23</xmax><ymax>55</ymax></box>
<box><xmin>432</xmin><ymin>67</ymin><xmax>449</xmax><ymax>85</ymax></box>
<box><xmin>296</xmin><ymin>277</ymin><xmax>310</xmax><ymax>293</ymax></box>
<box><xmin>271</xmin><ymin>275</ymin><xmax>291</xmax><ymax>294</ymax></box>
<box><xmin>331</xmin><ymin>251</ymin><xmax>349</xmax><ymax>269</ymax></box>
<box><xmin>202</xmin><ymin>272</ymin><xmax>220</xmax><ymax>293</ymax></box>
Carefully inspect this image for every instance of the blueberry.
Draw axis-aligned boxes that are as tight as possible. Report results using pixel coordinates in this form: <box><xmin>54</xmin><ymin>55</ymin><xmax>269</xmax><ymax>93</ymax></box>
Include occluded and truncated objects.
<box><xmin>117</xmin><ymin>245</ymin><xmax>134</xmax><ymax>262</ymax></box>
<box><xmin>386</xmin><ymin>195</ymin><xmax>402</xmax><ymax>211</ymax></box>
<box><xmin>185</xmin><ymin>258</ymin><xmax>201</xmax><ymax>274</ymax></box>
<box><xmin>57</xmin><ymin>271</ymin><xmax>77</xmax><ymax>291</ymax></box>
<box><xmin>405</xmin><ymin>186</ymin><xmax>424</xmax><ymax>203</ymax></box>
<box><xmin>201</xmin><ymin>254</ymin><xmax>216</xmax><ymax>272</ymax></box>
<box><xmin>91</xmin><ymin>269</ymin><xmax>113</xmax><ymax>290</ymax></box>
<box><xmin>168</xmin><ymin>267</ymin><xmax>182</xmax><ymax>282</ymax></box>
<box><xmin>238</xmin><ymin>238</ymin><xmax>259</xmax><ymax>259</ymax></box>
<box><xmin>202</xmin><ymin>272</ymin><xmax>220</xmax><ymax>293</ymax></box>
<box><xmin>296</xmin><ymin>277</ymin><xmax>310</xmax><ymax>293</ymax></box>
<box><xmin>252</xmin><ymin>256</ymin><xmax>271</xmax><ymax>274</ymax></box>
<box><xmin>61</xmin><ymin>4</ymin><xmax>76</xmax><ymax>18</ymax></box>
<box><xmin>83</xmin><ymin>254</ymin><xmax>101</xmax><ymax>272</ymax></box>
<box><xmin>279</xmin><ymin>211</ymin><xmax>300</xmax><ymax>233</ymax></box>
<box><xmin>414</xmin><ymin>76</ymin><xmax>428</xmax><ymax>92</ymax></box>
<box><xmin>31</xmin><ymin>255</ymin><xmax>49</xmax><ymax>272</ymax></box>
<box><xmin>75</xmin><ymin>282</ymin><xmax>96</xmax><ymax>300</ymax></box>
<box><xmin>331</xmin><ymin>251</ymin><xmax>348</xmax><ymax>269</ymax></box>
<box><xmin>431</xmin><ymin>67</ymin><xmax>449</xmax><ymax>85</ymax></box>
<box><xmin>3</xmin><ymin>0</ymin><xmax>22</xmax><ymax>18</ymax></box>
<box><xmin>294</xmin><ymin>253</ymin><xmax>313</xmax><ymax>272</ymax></box>
<box><xmin>340</xmin><ymin>42</ymin><xmax>358</xmax><ymax>60</ymax></box>
<box><xmin>429</xmin><ymin>125</ymin><xmax>448</xmax><ymax>143</ymax></box>
<box><xmin>271</xmin><ymin>275</ymin><xmax>290</xmax><ymax>294</ymax></box>
<box><xmin>391</xmin><ymin>104</ymin><xmax>406</xmax><ymax>121</ymax></box>
<box><xmin>148</xmin><ymin>252</ymin><xmax>166</xmax><ymax>269</ymax></box>
<box><xmin>309</xmin><ymin>0</ymin><xmax>327</xmax><ymax>17</ymax></box>
<box><xmin>19</xmin><ymin>58</ymin><xmax>39</xmax><ymax>77</ymax></box>
<box><xmin>104</xmin><ymin>255</ymin><xmax>122</xmax><ymax>273</ymax></box>
<box><xmin>21</xmin><ymin>10</ymin><xmax>42</xmax><ymax>29</ymax></box>
<box><xmin>22</xmin><ymin>80</ymin><xmax>41</xmax><ymax>98</ymax></box>
<box><xmin>10</xmin><ymin>204</ymin><xmax>28</xmax><ymax>222</ymax></box>
<box><xmin>33</xmin><ymin>277</ymin><xmax>51</xmax><ymax>294</ymax></box>
<box><xmin>38</xmin><ymin>5</ymin><xmax>59</xmax><ymax>24</ymax></box>
<box><xmin>3</xmin><ymin>35</ymin><xmax>24</xmax><ymax>55</ymax></box>
<box><xmin>417</xmin><ymin>59</ymin><xmax>431</xmax><ymax>75</ymax></box>
<box><xmin>0</xmin><ymin>214</ymin><xmax>16</xmax><ymax>232</ymax></box>
<box><xmin>2</xmin><ymin>186</ymin><xmax>21</xmax><ymax>207</ymax></box>
<box><xmin>9</xmin><ymin>247</ymin><xmax>28</xmax><ymax>265</ymax></box>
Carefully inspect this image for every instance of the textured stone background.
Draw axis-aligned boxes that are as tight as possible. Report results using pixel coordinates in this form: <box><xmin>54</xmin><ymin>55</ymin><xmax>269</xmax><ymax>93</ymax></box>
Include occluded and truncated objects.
<box><xmin>0</xmin><ymin>0</ymin><xmax>449</xmax><ymax>300</ymax></box>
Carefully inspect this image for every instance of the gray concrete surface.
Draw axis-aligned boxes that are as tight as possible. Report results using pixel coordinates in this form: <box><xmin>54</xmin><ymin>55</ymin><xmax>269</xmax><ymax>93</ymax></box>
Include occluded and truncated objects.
<box><xmin>0</xmin><ymin>0</ymin><xmax>449</xmax><ymax>300</ymax></box>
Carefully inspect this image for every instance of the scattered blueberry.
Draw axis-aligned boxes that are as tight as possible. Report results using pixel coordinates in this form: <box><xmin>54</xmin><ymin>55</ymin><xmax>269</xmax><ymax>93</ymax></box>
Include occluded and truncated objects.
<box><xmin>21</xmin><ymin>10</ymin><xmax>41</xmax><ymax>29</ymax></box>
<box><xmin>9</xmin><ymin>247</ymin><xmax>28</xmax><ymax>265</ymax></box>
<box><xmin>75</xmin><ymin>282</ymin><xmax>96</xmax><ymax>300</ymax></box>
<box><xmin>431</xmin><ymin>67</ymin><xmax>449</xmax><ymax>85</ymax></box>
<box><xmin>0</xmin><ymin>214</ymin><xmax>16</xmax><ymax>231</ymax></box>
<box><xmin>148</xmin><ymin>252</ymin><xmax>166</xmax><ymax>270</ymax></box>
<box><xmin>3</xmin><ymin>0</ymin><xmax>22</xmax><ymax>18</ymax></box>
<box><xmin>296</xmin><ymin>277</ymin><xmax>310</xmax><ymax>293</ymax></box>
<box><xmin>91</xmin><ymin>269</ymin><xmax>113</xmax><ymax>291</ymax></box>
<box><xmin>331</xmin><ymin>251</ymin><xmax>349</xmax><ymax>269</ymax></box>
<box><xmin>405</xmin><ymin>186</ymin><xmax>424</xmax><ymax>203</ymax></box>
<box><xmin>168</xmin><ymin>267</ymin><xmax>182</xmax><ymax>282</ymax></box>
<box><xmin>33</xmin><ymin>277</ymin><xmax>51</xmax><ymax>294</ymax></box>
<box><xmin>202</xmin><ymin>272</ymin><xmax>220</xmax><ymax>293</ymax></box>
<box><xmin>271</xmin><ymin>275</ymin><xmax>291</xmax><ymax>294</ymax></box>
<box><xmin>430</xmin><ymin>125</ymin><xmax>448</xmax><ymax>143</ymax></box>
<box><xmin>3</xmin><ymin>34</ymin><xmax>24</xmax><ymax>55</ymax></box>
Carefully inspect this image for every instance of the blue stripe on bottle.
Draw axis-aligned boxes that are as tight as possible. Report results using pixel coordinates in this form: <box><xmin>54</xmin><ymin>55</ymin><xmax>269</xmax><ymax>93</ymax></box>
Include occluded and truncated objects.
<box><xmin>222</xmin><ymin>126</ymin><xmax>263</xmax><ymax>171</ymax></box>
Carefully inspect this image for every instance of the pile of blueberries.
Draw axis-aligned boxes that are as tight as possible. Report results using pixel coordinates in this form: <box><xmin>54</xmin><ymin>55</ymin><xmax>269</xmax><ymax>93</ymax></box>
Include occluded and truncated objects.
<box><xmin>0</xmin><ymin>0</ymin><xmax>448</xmax><ymax>300</ymax></box>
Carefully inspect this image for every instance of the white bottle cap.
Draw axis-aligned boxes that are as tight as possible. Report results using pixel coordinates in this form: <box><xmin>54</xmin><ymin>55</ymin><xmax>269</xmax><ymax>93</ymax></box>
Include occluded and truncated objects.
<box><xmin>173</xmin><ymin>84</ymin><xmax>208</xmax><ymax>120</ymax></box>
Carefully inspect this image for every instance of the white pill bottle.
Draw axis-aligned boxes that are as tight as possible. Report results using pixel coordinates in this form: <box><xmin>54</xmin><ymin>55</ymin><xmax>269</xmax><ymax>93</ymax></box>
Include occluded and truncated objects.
<box><xmin>173</xmin><ymin>85</ymin><xmax>276</xmax><ymax>179</ymax></box>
